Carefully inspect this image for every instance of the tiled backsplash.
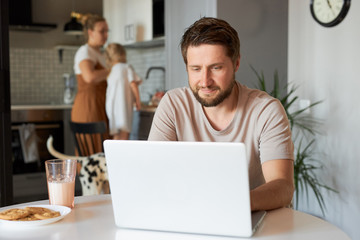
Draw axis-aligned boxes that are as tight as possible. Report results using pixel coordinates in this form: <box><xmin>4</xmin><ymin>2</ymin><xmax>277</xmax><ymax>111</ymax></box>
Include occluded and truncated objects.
<box><xmin>126</xmin><ymin>47</ymin><xmax>166</xmax><ymax>102</ymax></box>
<box><xmin>10</xmin><ymin>46</ymin><xmax>165</xmax><ymax>105</ymax></box>
<box><xmin>10</xmin><ymin>48</ymin><xmax>74</xmax><ymax>104</ymax></box>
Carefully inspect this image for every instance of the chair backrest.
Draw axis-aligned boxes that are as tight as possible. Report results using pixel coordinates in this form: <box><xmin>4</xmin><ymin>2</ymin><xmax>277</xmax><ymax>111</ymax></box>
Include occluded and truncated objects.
<box><xmin>69</xmin><ymin>121</ymin><xmax>107</xmax><ymax>156</ymax></box>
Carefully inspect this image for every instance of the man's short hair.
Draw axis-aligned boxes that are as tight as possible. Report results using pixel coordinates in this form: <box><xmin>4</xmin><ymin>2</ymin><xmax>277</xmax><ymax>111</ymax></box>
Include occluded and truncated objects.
<box><xmin>180</xmin><ymin>17</ymin><xmax>240</xmax><ymax>66</ymax></box>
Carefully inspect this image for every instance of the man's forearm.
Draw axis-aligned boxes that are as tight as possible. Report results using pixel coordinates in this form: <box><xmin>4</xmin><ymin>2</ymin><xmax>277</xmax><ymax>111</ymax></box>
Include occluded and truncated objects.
<box><xmin>250</xmin><ymin>179</ymin><xmax>294</xmax><ymax>211</ymax></box>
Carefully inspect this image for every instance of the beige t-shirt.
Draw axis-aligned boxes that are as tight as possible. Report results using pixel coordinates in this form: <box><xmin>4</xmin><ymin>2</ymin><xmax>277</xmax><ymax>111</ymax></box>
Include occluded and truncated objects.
<box><xmin>148</xmin><ymin>82</ymin><xmax>294</xmax><ymax>189</ymax></box>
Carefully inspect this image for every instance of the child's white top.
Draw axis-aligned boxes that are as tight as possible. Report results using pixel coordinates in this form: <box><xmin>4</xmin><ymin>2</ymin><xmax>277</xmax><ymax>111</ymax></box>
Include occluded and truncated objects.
<box><xmin>106</xmin><ymin>63</ymin><xmax>142</xmax><ymax>135</ymax></box>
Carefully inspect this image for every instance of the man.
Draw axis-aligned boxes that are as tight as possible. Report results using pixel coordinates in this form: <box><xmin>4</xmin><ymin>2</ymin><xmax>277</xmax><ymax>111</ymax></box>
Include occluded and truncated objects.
<box><xmin>148</xmin><ymin>17</ymin><xmax>294</xmax><ymax>211</ymax></box>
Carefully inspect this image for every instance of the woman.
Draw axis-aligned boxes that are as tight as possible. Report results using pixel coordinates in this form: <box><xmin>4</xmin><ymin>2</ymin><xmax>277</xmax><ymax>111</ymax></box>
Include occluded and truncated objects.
<box><xmin>72</xmin><ymin>14</ymin><xmax>110</xmax><ymax>154</ymax></box>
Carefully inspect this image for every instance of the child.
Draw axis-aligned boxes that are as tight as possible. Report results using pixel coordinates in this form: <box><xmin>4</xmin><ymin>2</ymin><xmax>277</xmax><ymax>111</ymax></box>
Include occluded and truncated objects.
<box><xmin>105</xmin><ymin>43</ymin><xmax>142</xmax><ymax>140</ymax></box>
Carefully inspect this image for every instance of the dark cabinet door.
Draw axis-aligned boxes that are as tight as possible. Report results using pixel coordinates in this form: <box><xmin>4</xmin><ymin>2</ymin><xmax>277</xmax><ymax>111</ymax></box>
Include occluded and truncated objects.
<box><xmin>138</xmin><ymin>111</ymin><xmax>155</xmax><ymax>140</ymax></box>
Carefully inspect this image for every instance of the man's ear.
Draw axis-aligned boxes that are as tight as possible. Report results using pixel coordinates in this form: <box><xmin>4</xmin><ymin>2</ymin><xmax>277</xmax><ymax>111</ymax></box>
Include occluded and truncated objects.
<box><xmin>88</xmin><ymin>29</ymin><xmax>93</xmax><ymax>39</ymax></box>
<box><xmin>235</xmin><ymin>55</ymin><xmax>241</xmax><ymax>72</ymax></box>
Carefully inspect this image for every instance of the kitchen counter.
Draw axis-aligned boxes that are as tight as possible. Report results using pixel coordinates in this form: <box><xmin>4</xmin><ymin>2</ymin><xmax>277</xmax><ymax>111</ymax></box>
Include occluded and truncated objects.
<box><xmin>11</xmin><ymin>104</ymin><xmax>73</xmax><ymax>111</ymax></box>
<box><xmin>140</xmin><ymin>104</ymin><xmax>157</xmax><ymax>113</ymax></box>
<box><xmin>11</xmin><ymin>104</ymin><xmax>155</xmax><ymax>112</ymax></box>
<box><xmin>11</xmin><ymin>103</ymin><xmax>156</xmax><ymax>141</ymax></box>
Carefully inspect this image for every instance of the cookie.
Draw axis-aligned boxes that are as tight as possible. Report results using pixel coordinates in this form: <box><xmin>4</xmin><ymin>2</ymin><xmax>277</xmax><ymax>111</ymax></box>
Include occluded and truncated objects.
<box><xmin>25</xmin><ymin>206</ymin><xmax>61</xmax><ymax>220</ymax></box>
<box><xmin>0</xmin><ymin>208</ymin><xmax>30</xmax><ymax>220</ymax></box>
<box><xmin>34</xmin><ymin>211</ymin><xmax>61</xmax><ymax>220</ymax></box>
<box><xmin>15</xmin><ymin>214</ymin><xmax>40</xmax><ymax>221</ymax></box>
<box><xmin>25</xmin><ymin>207</ymin><xmax>53</xmax><ymax>215</ymax></box>
<box><xmin>0</xmin><ymin>206</ymin><xmax>61</xmax><ymax>221</ymax></box>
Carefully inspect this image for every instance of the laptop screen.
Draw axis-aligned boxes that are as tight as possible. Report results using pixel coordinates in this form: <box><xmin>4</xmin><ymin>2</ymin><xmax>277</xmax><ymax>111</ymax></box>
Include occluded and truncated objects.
<box><xmin>104</xmin><ymin>140</ymin><xmax>256</xmax><ymax>237</ymax></box>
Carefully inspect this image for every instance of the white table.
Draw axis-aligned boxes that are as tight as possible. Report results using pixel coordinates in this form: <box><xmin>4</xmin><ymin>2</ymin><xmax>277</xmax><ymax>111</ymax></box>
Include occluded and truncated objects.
<box><xmin>0</xmin><ymin>194</ymin><xmax>350</xmax><ymax>240</ymax></box>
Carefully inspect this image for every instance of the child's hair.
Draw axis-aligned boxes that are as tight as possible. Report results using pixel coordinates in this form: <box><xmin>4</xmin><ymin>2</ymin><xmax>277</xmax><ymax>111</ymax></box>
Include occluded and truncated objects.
<box><xmin>105</xmin><ymin>43</ymin><xmax>127</xmax><ymax>65</ymax></box>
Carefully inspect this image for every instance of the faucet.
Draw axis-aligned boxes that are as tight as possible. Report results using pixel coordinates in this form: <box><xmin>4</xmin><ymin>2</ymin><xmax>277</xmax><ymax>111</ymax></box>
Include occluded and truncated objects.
<box><xmin>145</xmin><ymin>66</ymin><xmax>165</xmax><ymax>79</ymax></box>
<box><xmin>144</xmin><ymin>67</ymin><xmax>166</xmax><ymax>105</ymax></box>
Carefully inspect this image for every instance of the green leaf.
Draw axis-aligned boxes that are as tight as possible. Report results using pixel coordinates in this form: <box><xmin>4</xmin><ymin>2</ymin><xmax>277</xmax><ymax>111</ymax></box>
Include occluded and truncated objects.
<box><xmin>250</xmin><ymin>65</ymin><xmax>338</xmax><ymax>216</ymax></box>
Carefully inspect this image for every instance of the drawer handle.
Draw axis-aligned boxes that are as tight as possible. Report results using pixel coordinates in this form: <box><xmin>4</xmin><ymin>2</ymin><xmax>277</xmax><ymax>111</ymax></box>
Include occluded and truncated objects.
<box><xmin>12</xmin><ymin>124</ymin><xmax>61</xmax><ymax>130</ymax></box>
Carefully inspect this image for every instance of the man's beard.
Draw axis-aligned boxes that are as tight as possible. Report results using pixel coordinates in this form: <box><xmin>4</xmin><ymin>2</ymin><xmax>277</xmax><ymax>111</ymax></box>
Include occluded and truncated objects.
<box><xmin>191</xmin><ymin>79</ymin><xmax>236</xmax><ymax>107</ymax></box>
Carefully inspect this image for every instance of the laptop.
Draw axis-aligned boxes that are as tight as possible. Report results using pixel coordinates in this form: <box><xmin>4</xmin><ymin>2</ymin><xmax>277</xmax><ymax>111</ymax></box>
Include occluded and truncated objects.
<box><xmin>104</xmin><ymin>140</ymin><xmax>266</xmax><ymax>238</ymax></box>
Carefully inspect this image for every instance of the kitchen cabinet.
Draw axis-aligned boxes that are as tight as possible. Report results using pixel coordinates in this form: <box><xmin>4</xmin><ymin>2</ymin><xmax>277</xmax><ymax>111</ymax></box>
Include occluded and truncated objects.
<box><xmin>130</xmin><ymin>109</ymin><xmax>155</xmax><ymax>140</ymax></box>
<box><xmin>103</xmin><ymin>0</ymin><xmax>153</xmax><ymax>45</ymax></box>
<box><xmin>138</xmin><ymin>111</ymin><xmax>155</xmax><ymax>140</ymax></box>
<box><xmin>165</xmin><ymin>0</ymin><xmax>288</xmax><ymax>91</ymax></box>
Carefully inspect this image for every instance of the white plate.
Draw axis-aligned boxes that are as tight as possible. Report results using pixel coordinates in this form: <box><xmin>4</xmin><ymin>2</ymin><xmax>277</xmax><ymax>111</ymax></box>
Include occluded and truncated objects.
<box><xmin>0</xmin><ymin>204</ymin><xmax>71</xmax><ymax>227</ymax></box>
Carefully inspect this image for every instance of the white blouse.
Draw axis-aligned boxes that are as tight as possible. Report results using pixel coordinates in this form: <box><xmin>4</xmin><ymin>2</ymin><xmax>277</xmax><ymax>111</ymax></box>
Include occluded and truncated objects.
<box><xmin>73</xmin><ymin>44</ymin><xmax>107</xmax><ymax>74</ymax></box>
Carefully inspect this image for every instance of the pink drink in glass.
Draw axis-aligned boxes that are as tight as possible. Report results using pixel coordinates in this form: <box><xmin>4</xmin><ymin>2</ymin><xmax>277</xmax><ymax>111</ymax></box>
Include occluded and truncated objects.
<box><xmin>47</xmin><ymin>180</ymin><xmax>75</xmax><ymax>208</ymax></box>
<box><xmin>45</xmin><ymin>159</ymin><xmax>77</xmax><ymax>208</ymax></box>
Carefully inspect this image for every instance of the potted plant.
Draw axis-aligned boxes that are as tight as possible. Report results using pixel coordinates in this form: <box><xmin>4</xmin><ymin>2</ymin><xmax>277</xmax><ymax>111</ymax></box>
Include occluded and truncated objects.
<box><xmin>250</xmin><ymin>66</ymin><xmax>337</xmax><ymax>216</ymax></box>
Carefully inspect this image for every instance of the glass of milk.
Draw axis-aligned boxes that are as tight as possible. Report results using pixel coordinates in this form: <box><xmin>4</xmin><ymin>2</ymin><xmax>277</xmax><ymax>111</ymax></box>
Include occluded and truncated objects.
<box><xmin>45</xmin><ymin>159</ymin><xmax>77</xmax><ymax>208</ymax></box>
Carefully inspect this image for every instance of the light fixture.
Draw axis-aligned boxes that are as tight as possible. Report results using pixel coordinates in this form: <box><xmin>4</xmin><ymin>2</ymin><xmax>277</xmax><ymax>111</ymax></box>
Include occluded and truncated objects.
<box><xmin>64</xmin><ymin>11</ymin><xmax>83</xmax><ymax>35</ymax></box>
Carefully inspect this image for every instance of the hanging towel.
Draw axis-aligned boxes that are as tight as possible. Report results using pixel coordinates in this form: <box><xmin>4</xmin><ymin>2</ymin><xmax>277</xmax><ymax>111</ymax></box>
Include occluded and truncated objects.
<box><xmin>18</xmin><ymin>123</ymin><xmax>40</xmax><ymax>164</ymax></box>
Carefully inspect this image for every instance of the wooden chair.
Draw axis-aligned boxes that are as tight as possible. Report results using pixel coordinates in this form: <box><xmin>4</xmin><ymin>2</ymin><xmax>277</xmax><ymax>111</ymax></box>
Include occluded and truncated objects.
<box><xmin>69</xmin><ymin>121</ymin><xmax>107</xmax><ymax>156</ymax></box>
<box><xmin>69</xmin><ymin>121</ymin><xmax>109</xmax><ymax>195</ymax></box>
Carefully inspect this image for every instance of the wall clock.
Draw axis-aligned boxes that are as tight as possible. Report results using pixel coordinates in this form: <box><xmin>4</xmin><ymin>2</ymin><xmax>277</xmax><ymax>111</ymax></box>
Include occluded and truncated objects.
<box><xmin>310</xmin><ymin>0</ymin><xmax>351</xmax><ymax>27</ymax></box>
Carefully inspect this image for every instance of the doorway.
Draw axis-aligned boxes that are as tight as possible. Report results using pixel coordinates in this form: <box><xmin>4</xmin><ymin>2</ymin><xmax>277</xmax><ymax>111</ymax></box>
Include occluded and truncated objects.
<box><xmin>0</xmin><ymin>0</ymin><xmax>13</xmax><ymax>207</ymax></box>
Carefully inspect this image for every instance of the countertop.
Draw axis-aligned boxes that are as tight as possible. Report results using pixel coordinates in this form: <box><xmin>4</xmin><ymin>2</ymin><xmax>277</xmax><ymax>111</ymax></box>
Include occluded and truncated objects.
<box><xmin>140</xmin><ymin>104</ymin><xmax>157</xmax><ymax>113</ymax></box>
<box><xmin>11</xmin><ymin>104</ymin><xmax>73</xmax><ymax>111</ymax></box>
<box><xmin>11</xmin><ymin>103</ymin><xmax>157</xmax><ymax>112</ymax></box>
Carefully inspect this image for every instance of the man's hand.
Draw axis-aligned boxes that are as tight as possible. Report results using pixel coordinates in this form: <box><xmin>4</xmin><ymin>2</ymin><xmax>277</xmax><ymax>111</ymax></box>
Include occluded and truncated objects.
<box><xmin>250</xmin><ymin>159</ymin><xmax>294</xmax><ymax>211</ymax></box>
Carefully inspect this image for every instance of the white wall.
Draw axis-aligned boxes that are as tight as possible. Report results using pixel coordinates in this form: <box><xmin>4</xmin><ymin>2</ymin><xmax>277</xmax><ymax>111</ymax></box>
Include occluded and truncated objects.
<box><xmin>165</xmin><ymin>0</ymin><xmax>288</xmax><ymax>91</ymax></box>
<box><xmin>165</xmin><ymin>0</ymin><xmax>216</xmax><ymax>90</ymax></box>
<box><xmin>288</xmin><ymin>2</ymin><xmax>360</xmax><ymax>239</ymax></box>
<box><xmin>217</xmin><ymin>0</ymin><xmax>288</xmax><ymax>90</ymax></box>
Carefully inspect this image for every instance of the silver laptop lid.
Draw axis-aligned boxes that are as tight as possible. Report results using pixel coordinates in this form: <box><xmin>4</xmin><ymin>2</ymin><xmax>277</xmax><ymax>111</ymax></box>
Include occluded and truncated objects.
<box><xmin>104</xmin><ymin>140</ymin><xmax>254</xmax><ymax>237</ymax></box>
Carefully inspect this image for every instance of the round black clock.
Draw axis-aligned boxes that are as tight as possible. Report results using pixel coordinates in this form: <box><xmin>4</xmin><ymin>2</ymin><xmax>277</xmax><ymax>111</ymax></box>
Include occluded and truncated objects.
<box><xmin>310</xmin><ymin>0</ymin><xmax>351</xmax><ymax>27</ymax></box>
